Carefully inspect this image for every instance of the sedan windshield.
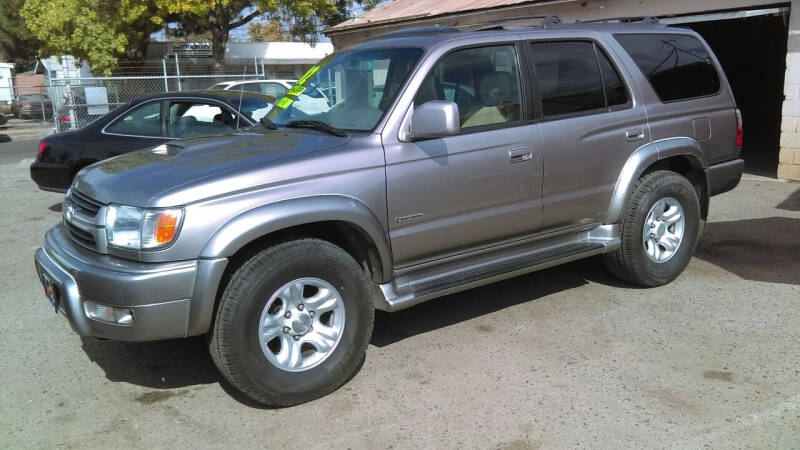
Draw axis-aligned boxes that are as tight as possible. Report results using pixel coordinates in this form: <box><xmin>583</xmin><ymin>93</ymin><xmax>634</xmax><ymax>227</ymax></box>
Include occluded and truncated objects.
<box><xmin>267</xmin><ymin>47</ymin><xmax>423</xmax><ymax>132</ymax></box>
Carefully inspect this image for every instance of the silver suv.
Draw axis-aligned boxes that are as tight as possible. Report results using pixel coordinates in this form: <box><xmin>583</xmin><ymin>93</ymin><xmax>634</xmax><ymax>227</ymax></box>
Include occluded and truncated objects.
<box><xmin>34</xmin><ymin>20</ymin><xmax>744</xmax><ymax>406</ymax></box>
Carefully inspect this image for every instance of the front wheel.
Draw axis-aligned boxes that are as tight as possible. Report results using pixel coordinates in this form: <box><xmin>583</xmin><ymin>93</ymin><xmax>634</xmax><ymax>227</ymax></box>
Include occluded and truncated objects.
<box><xmin>604</xmin><ymin>170</ymin><xmax>701</xmax><ymax>287</ymax></box>
<box><xmin>209</xmin><ymin>238</ymin><xmax>375</xmax><ymax>406</ymax></box>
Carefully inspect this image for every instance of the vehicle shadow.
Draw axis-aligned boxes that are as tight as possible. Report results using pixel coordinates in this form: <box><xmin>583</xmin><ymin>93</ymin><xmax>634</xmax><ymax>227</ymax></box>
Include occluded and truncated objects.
<box><xmin>49</xmin><ymin>202</ymin><xmax>62</xmax><ymax>212</ymax></box>
<box><xmin>80</xmin><ymin>336</ymin><xmax>220</xmax><ymax>389</ymax></box>
<box><xmin>370</xmin><ymin>257</ymin><xmax>629</xmax><ymax>347</ymax></box>
<box><xmin>694</xmin><ymin>216</ymin><xmax>800</xmax><ymax>285</ymax></box>
<box><xmin>79</xmin><ymin>257</ymin><xmax>627</xmax><ymax>403</ymax></box>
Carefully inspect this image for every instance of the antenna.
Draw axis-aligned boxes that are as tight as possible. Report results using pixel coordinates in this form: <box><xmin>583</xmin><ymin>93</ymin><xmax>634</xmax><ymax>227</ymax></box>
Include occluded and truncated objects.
<box><xmin>236</xmin><ymin>66</ymin><xmax>246</xmax><ymax>131</ymax></box>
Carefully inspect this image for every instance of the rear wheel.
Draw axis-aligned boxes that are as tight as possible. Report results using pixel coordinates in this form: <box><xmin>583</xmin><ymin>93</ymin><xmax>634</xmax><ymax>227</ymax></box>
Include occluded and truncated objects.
<box><xmin>209</xmin><ymin>238</ymin><xmax>374</xmax><ymax>406</ymax></box>
<box><xmin>604</xmin><ymin>170</ymin><xmax>700</xmax><ymax>287</ymax></box>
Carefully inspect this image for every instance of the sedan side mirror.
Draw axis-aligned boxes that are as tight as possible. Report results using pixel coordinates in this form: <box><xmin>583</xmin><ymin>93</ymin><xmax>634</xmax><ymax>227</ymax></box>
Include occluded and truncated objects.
<box><xmin>407</xmin><ymin>100</ymin><xmax>460</xmax><ymax>140</ymax></box>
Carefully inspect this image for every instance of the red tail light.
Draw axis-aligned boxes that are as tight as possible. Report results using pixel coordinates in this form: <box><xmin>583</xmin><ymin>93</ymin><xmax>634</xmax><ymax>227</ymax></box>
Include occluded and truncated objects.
<box><xmin>37</xmin><ymin>141</ymin><xmax>48</xmax><ymax>156</ymax></box>
<box><xmin>58</xmin><ymin>114</ymin><xmax>70</xmax><ymax>123</ymax></box>
<box><xmin>735</xmin><ymin>108</ymin><xmax>743</xmax><ymax>147</ymax></box>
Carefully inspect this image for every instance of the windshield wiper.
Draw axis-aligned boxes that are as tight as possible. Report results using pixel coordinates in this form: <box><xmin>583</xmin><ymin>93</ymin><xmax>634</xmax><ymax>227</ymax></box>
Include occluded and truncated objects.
<box><xmin>286</xmin><ymin>120</ymin><xmax>347</xmax><ymax>137</ymax></box>
<box><xmin>259</xmin><ymin>116</ymin><xmax>278</xmax><ymax>130</ymax></box>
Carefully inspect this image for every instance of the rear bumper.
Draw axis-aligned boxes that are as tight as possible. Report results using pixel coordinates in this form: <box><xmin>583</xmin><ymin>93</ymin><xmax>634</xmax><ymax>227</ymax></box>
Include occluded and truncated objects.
<box><xmin>30</xmin><ymin>159</ymin><xmax>70</xmax><ymax>193</ymax></box>
<box><xmin>33</xmin><ymin>224</ymin><xmax>227</xmax><ymax>341</ymax></box>
<box><xmin>707</xmin><ymin>159</ymin><xmax>744</xmax><ymax>197</ymax></box>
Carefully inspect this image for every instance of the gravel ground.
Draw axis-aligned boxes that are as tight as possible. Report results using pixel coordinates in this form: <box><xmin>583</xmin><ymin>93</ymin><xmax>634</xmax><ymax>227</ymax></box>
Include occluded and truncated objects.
<box><xmin>1</xmin><ymin>142</ymin><xmax>799</xmax><ymax>448</ymax></box>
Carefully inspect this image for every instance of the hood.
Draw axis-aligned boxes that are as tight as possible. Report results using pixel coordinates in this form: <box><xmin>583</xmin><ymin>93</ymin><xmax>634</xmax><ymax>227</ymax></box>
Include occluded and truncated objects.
<box><xmin>73</xmin><ymin>130</ymin><xmax>351</xmax><ymax>206</ymax></box>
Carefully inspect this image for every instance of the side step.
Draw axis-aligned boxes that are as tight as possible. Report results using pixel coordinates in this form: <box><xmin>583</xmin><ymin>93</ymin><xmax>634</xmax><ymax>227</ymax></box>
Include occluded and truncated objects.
<box><xmin>376</xmin><ymin>225</ymin><xmax>619</xmax><ymax>312</ymax></box>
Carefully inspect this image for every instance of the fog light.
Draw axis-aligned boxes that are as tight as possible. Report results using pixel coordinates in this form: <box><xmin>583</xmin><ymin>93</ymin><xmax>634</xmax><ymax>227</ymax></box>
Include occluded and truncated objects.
<box><xmin>83</xmin><ymin>301</ymin><xmax>135</xmax><ymax>325</ymax></box>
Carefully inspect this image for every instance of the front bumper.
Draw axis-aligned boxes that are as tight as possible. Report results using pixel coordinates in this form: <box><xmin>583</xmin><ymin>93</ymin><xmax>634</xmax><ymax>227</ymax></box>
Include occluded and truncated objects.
<box><xmin>33</xmin><ymin>224</ymin><xmax>227</xmax><ymax>341</ymax></box>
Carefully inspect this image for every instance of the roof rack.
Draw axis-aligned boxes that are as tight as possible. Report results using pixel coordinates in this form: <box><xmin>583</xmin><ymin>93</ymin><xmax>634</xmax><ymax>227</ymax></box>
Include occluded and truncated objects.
<box><xmin>461</xmin><ymin>15</ymin><xmax>549</xmax><ymax>31</ymax></box>
<box><xmin>361</xmin><ymin>25</ymin><xmax>461</xmax><ymax>42</ymax></box>
<box><xmin>539</xmin><ymin>15</ymin><xmax>563</xmax><ymax>29</ymax></box>
<box><xmin>575</xmin><ymin>16</ymin><xmax>664</xmax><ymax>26</ymax></box>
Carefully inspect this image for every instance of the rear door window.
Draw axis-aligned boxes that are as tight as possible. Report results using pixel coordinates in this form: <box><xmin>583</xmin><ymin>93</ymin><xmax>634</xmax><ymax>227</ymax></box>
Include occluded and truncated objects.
<box><xmin>106</xmin><ymin>101</ymin><xmax>163</xmax><ymax>137</ymax></box>
<box><xmin>615</xmin><ymin>33</ymin><xmax>720</xmax><ymax>102</ymax></box>
<box><xmin>597</xmin><ymin>49</ymin><xmax>628</xmax><ymax>108</ymax></box>
<box><xmin>530</xmin><ymin>41</ymin><xmax>600</xmax><ymax>117</ymax></box>
<box><xmin>529</xmin><ymin>41</ymin><xmax>630</xmax><ymax>119</ymax></box>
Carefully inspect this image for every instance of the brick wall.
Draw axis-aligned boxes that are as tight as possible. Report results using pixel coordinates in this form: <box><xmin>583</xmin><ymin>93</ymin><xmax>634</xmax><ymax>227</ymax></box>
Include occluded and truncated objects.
<box><xmin>779</xmin><ymin>0</ymin><xmax>800</xmax><ymax>180</ymax></box>
<box><xmin>15</xmin><ymin>74</ymin><xmax>46</xmax><ymax>96</ymax></box>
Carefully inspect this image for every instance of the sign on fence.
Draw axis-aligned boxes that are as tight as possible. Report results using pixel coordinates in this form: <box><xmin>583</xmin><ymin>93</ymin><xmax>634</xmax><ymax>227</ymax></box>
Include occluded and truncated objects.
<box><xmin>85</xmin><ymin>87</ymin><xmax>109</xmax><ymax>115</ymax></box>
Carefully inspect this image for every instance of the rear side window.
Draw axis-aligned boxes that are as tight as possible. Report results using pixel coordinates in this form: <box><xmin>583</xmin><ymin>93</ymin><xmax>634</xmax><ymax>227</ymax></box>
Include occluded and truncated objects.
<box><xmin>615</xmin><ymin>33</ymin><xmax>720</xmax><ymax>102</ymax></box>
<box><xmin>259</xmin><ymin>82</ymin><xmax>288</xmax><ymax>98</ymax></box>
<box><xmin>529</xmin><ymin>41</ymin><xmax>629</xmax><ymax>118</ymax></box>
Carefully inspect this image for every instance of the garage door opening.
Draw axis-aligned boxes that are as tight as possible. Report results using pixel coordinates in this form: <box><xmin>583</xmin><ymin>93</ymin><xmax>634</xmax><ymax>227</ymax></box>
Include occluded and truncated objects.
<box><xmin>681</xmin><ymin>10</ymin><xmax>789</xmax><ymax>178</ymax></box>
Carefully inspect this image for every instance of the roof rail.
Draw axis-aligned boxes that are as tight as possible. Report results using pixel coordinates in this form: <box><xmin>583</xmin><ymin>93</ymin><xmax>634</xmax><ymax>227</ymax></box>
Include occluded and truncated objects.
<box><xmin>460</xmin><ymin>15</ymin><xmax>549</xmax><ymax>31</ymax></box>
<box><xmin>361</xmin><ymin>25</ymin><xmax>460</xmax><ymax>42</ymax></box>
<box><xmin>575</xmin><ymin>16</ymin><xmax>664</xmax><ymax>26</ymax></box>
<box><xmin>539</xmin><ymin>15</ymin><xmax>563</xmax><ymax>28</ymax></box>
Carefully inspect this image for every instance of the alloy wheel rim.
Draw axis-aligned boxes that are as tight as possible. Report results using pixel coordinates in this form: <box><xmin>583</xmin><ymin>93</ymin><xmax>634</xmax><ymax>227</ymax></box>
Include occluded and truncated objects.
<box><xmin>258</xmin><ymin>277</ymin><xmax>345</xmax><ymax>372</ymax></box>
<box><xmin>642</xmin><ymin>196</ymin><xmax>685</xmax><ymax>263</ymax></box>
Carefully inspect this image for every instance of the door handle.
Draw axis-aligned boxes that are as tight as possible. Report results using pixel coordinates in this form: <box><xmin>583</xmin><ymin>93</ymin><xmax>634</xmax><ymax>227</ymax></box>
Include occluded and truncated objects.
<box><xmin>508</xmin><ymin>148</ymin><xmax>533</xmax><ymax>163</ymax></box>
<box><xmin>626</xmin><ymin>129</ymin><xmax>645</xmax><ymax>142</ymax></box>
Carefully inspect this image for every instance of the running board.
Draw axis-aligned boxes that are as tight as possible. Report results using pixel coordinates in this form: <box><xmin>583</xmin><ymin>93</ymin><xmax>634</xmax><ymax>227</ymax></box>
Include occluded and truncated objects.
<box><xmin>376</xmin><ymin>225</ymin><xmax>619</xmax><ymax>312</ymax></box>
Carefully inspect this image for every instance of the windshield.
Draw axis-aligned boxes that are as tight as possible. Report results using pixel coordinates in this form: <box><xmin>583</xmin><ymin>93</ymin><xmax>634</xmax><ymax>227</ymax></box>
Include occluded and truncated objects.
<box><xmin>267</xmin><ymin>47</ymin><xmax>423</xmax><ymax>132</ymax></box>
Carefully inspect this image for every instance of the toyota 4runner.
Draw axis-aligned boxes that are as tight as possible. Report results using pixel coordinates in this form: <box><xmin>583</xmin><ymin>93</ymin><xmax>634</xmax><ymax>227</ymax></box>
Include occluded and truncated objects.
<box><xmin>34</xmin><ymin>19</ymin><xmax>744</xmax><ymax>406</ymax></box>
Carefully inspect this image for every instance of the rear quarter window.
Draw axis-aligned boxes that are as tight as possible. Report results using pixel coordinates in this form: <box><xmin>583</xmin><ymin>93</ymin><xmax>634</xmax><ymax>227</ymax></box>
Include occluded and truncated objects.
<box><xmin>615</xmin><ymin>33</ymin><xmax>720</xmax><ymax>102</ymax></box>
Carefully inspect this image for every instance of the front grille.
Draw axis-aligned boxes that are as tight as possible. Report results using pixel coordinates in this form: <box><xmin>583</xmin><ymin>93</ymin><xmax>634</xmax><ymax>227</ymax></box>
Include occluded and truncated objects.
<box><xmin>68</xmin><ymin>189</ymin><xmax>102</xmax><ymax>217</ymax></box>
<box><xmin>63</xmin><ymin>189</ymin><xmax>103</xmax><ymax>251</ymax></box>
<box><xmin>65</xmin><ymin>220</ymin><xmax>96</xmax><ymax>246</ymax></box>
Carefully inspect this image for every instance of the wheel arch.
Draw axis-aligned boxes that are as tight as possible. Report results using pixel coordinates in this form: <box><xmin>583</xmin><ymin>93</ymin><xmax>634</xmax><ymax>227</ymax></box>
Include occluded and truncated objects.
<box><xmin>608</xmin><ymin>137</ymin><xmax>710</xmax><ymax>224</ymax></box>
<box><xmin>200</xmin><ymin>195</ymin><xmax>393</xmax><ymax>283</ymax></box>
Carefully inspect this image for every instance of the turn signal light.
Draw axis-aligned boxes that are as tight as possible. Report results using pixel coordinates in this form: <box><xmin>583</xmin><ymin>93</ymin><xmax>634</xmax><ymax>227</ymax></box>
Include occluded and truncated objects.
<box><xmin>155</xmin><ymin>211</ymin><xmax>180</xmax><ymax>244</ymax></box>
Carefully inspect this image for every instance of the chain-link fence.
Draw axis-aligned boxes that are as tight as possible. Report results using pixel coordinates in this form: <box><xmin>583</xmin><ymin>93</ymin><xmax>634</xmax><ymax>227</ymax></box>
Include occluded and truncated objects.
<box><xmin>49</xmin><ymin>73</ymin><xmax>266</xmax><ymax>133</ymax></box>
<box><xmin>1</xmin><ymin>79</ymin><xmax>52</xmax><ymax>125</ymax></box>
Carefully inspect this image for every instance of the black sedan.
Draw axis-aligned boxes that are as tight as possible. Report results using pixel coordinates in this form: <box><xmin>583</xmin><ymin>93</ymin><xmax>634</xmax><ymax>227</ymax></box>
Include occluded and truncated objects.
<box><xmin>30</xmin><ymin>90</ymin><xmax>274</xmax><ymax>192</ymax></box>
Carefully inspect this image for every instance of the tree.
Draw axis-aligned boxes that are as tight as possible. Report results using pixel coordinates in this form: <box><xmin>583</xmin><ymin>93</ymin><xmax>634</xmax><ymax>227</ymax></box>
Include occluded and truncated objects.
<box><xmin>248</xmin><ymin>18</ymin><xmax>292</xmax><ymax>42</ymax></box>
<box><xmin>22</xmin><ymin>0</ymin><xmax>165</xmax><ymax>75</ymax></box>
<box><xmin>0</xmin><ymin>0</ymin><xmax>42</xmax><ymax>72</ymax></box>
<box><xmin>21</xmin><ymin>0</ymin><xmax>384</xmax><ymax>74</ymax></box>
<box><xmin>159</xmin><ymin>0</ymin><xmax>383</xmax><ymax>69</ymax></box>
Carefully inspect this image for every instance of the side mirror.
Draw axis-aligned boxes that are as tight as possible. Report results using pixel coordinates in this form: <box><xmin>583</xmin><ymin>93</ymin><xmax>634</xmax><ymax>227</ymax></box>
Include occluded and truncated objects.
<box><xmin>407</xmin><ymin>100</ymin><xmax>460</xmax><ymax>140</ymax></box>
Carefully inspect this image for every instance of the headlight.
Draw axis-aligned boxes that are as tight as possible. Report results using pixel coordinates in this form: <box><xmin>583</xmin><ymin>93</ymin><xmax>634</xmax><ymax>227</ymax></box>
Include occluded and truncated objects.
<box><xmin>105</xmin><ymin>205</ymin><xmax>183</xmax><ymax>250</ymax></box>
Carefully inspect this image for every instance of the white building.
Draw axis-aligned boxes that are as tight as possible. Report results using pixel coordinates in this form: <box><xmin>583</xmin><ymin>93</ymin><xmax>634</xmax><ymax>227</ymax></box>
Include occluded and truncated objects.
<box><xmin>146</xmin><ymin>41</ymin><xmax>334</xmax><ymax>79</ymax></box>
<box><xmin>0</xmin><ymin>62</ymin><xmax>14</xmax><ymax>107</ymax></box>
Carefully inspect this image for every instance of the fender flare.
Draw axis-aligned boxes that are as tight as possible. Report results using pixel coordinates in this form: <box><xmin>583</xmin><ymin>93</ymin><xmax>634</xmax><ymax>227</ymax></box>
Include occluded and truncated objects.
<box><xmin>200</xmin><ymin>195</ymin><xmax>393</xmax><ymax>281</ymax></box>
<box><xmin>607</xmin><ymin>137</ymin><xmax>708</xmax><ymax>224</ymax></box>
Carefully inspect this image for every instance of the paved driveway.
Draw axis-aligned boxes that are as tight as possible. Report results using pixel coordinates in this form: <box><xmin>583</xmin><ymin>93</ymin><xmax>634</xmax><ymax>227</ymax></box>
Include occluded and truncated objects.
<box><xmin>1</xmin><ymin>143</ymin><xmax>798</xmax><ymax>448</ymax></box>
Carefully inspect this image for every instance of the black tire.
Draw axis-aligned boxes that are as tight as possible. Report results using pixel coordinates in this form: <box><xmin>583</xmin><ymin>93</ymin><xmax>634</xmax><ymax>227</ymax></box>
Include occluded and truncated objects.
<box><xmin>209</xmin><ymin>238</ymin><xmax>374</xmax><ymax>406</ymax></box>
<box><xmin>603</xmin><ymin>170</ymin><xmax>700</xmax><ymax>287</ymax></box>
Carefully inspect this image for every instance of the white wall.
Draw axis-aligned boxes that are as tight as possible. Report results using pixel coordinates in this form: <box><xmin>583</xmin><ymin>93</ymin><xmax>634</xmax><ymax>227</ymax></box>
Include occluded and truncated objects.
<box><xmin>0</xmin><ymin>64</ymin><xmax>13</xmax><ymax>104</ymax></box>
<box><xmin>779</xmin><ymin>0</ymin><xmax>800</xmax><ymax>180</ymax></box>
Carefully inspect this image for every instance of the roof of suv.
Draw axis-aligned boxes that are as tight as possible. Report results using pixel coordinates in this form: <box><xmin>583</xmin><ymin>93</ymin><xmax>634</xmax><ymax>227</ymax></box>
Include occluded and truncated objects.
<box><xmin>345</xmin><ymin>19</ymin><xmax>694</xmax><ymax>51</ymax></box>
